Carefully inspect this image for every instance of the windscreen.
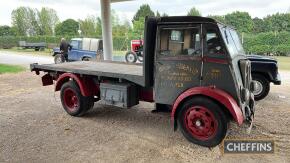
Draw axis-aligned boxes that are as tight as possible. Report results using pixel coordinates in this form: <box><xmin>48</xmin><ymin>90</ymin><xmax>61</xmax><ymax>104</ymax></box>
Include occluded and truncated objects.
<box><xmin>219</xmin><ymin>24</ymin><xmax>245</xmax><ymax>57</ymax></box>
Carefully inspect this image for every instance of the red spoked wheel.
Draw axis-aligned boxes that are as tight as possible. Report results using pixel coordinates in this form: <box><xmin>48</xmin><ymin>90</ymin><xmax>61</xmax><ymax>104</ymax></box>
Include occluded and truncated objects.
<box><xmin>184</xmin><ymin>106</ymin><xmax>217</xmax><ymax>141</ymax></box>
<box><xmin>60</xmin><ymin>81</ymin><xmax>94</xmax><ymax>116</ymax></box>
<box><xmin>63</xmin><ymin>88</ymin><xmax>79</xmax><ymax>113</ymax></box>
<box><xmin>178</xmin><ymin>97</ymin><xmax>228</xmax><ymax>147</ymax></box>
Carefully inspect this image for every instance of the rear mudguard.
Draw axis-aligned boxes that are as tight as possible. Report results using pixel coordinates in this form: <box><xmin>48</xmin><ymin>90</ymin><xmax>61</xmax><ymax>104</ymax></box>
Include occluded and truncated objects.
<box><xmin>55</xmin><ymin>73</ymin><xmax>99</xmax><ymax>97</ymax></box>
<box><xmin>171</xmin><ymin>86</ymin><xmax>244</xmax><ymax>130</ymax></box>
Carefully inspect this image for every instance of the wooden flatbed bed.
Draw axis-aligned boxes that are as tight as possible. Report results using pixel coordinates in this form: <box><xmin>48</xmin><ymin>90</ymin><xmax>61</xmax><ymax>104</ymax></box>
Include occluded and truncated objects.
<box><xmin>30</xmin><ymin>61</ymin><xmax>145</xmax><ymax>86</ymax></box>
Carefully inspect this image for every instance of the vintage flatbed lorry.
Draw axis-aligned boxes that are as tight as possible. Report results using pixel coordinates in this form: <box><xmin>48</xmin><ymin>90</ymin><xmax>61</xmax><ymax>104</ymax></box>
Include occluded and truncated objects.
<box><xmin>31</xmin><ymin>16</ymin><xmax>255</xmax><ymax>147</ymax></box>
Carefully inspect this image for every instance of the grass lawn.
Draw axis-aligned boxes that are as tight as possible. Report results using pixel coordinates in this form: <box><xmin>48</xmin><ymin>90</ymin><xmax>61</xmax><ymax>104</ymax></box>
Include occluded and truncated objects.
<box><xmin>113</xmin><ymin>50</ymin><xmax>127</xmax><ymax>56</ymax></box>
<box><xmin>0</xmin><ymin>64</ymin><xmax>25</xmax><ymax>74</ymax></box>
<box><xmin>274</xmin><ymin>56</ymin><xmax>290</xmax><ymax>71</ymax></box>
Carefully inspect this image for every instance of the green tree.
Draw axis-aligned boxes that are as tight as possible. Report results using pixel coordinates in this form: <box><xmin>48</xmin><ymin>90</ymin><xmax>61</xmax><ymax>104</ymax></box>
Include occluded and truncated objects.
<box><xmin>0</xmin><ymin>26</ymin><xmax>16</xmax><ymax>36</ymax></box>
<box><xmin>11</xmin><ymin>7</ymin><xmax>40</xmax><ymax>36</ymax></box>
<box><xmin>132</xmin><ymin>4</ymin><xmax>155</xmax><ymax>22</ymax></box>
<box><xmin>187</xmin><ymin>7</ymin><xmax>201</xmax><ymax>16</ymax></box>
<box><xmin>96</xmin><ymin>17</ymin><xmax>102</xmax><ymax>36</ymax></box>
<box><xmin>252</xmin><ymin>17</ymin><xmax>267</xmax><ymax>33</ymax></box>
<box><xmin>162</xmin><ymin>13</ymin><xmax>169</xmax><ymax>17</ymax></box>
<box><xmin>208</xmin><ymin>15</ymin><xmax>226</xmax><ymax>23</ymax></box>
<box><xmin>38</xmin><ymin>7</ymin><xmax>59</xmax><ymax>35</ymax></box>
<box><xmin>11</xmin><ymin>7</ymin><xmax>26</xmax><ymax>35</ymax></box>
<box><xmin>156</xmin><ymin>11</ymin><xmax>161</xmax><ymax>17</ymax></box>
<box><xmin>264</xmin><ymin>13</ymin><xmax>290</xmax><ymax>32</ymax></box>
<box><xmin>55</xmin><ymin>19</ymin><xmax>79</xmax><ymax>36</ymax></box>
<box><xmin>224</xmin><ymin>11</ymin><xmax>254</xmax><ymax>33</ymax></box>
<box><xmin>133</xmin><ymin>17</ymin><xmax>145</xmax><ymax>38</ymax></box>
<box><xmin>28</xmin><ymin>8</ymin><xmax>41</xmax><ymax>36</ymax></box>
<box><xmin>156</xmin><ymin>11</ymin><xmax>168</xmax><ymax>17</ymax></box>
<box><xmin>79</xmin><ymin>15</ymin><xmax>97</xmax><ymax>37</ymax></box>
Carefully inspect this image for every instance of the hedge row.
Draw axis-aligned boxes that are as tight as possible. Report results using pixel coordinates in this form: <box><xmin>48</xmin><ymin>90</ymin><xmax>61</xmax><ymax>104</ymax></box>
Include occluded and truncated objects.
<box><xmin>243</xmin><ymin>32</ymin><xmax>290</xmax><ymax>55</ymax></box>
<box><xmin>0</xmin><ymin>35</ymin><xmax>135</xmax><ymax>51</ymax></box>
<box><xmin>1</xmin><ymin>32</ymin><xmax>290</xmax><ymax>54</ymax></box>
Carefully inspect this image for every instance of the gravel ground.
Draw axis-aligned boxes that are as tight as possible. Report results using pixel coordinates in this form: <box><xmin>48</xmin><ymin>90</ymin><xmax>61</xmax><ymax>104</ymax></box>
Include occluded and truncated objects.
<box><xmin>0</xmin><ymin>71</ymin><xmax>290</xmax><ymax>162</ymax></box>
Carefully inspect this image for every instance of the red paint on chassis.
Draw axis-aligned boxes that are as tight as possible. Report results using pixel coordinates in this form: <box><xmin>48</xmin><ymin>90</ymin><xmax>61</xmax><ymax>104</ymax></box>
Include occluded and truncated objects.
<box><xmin>55</xmin><ymin>73</ymin><xmax>99</xmax><ymax>97</ymax></box>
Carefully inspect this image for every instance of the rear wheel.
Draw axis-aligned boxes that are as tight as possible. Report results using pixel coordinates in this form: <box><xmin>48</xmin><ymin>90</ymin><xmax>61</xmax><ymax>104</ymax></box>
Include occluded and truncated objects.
<box><xmin>178</xmin><ymin>97</ymin><xmax>228</xmax><ymax>147</ymax></box>
<box><xmin>60</xmin><ymin>81</ymin><xmax>94</xmax><ymax>116</ymax></box>
<box><xmin>125</xmin><ymin>52</ymin><xmax>137</xmax><ymax>63</ymax></box>
<box><xmin>252</xmin><ymin>74</ymin><xmax>270</xmax><ymax>101</ymax></box>
<box><xmin>137</xmin><ymin>56</ymin><xmax>143</xmax><ymax>62</ymax></box>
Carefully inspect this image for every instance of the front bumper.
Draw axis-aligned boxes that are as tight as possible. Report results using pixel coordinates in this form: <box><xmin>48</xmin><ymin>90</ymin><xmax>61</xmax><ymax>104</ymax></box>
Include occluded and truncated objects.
<box><xmin>273</xmin><ymin>73</ymin><xmax>281</xmax><ymax>85</ymax></box>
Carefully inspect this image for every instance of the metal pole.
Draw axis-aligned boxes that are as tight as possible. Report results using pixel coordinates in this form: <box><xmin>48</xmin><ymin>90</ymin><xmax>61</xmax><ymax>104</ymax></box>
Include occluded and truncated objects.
<box><xmin>100</xmin><ymin>0</ymin><xmax>113</xmax><ymax>61</ymax></box>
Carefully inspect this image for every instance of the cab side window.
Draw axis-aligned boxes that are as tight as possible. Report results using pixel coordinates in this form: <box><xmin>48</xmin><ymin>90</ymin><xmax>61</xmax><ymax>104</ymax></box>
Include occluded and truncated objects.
<box><xmin>159</xmin><ymin>26</ymin><xmax>201</xmax><ymax>56</ymax></box>
<box><xmin>205</xmin><ymin>28</ymin><xmax>225</xmax><ymax>56</ymax></box>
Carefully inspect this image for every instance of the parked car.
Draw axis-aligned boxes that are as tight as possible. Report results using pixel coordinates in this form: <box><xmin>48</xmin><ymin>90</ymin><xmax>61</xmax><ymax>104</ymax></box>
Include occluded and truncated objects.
<box><xmin>52</xmin><ymin>38</ymin><xmax>103</xmax><ymax>63</ymax></box>
<box><xmin>247</xmin><ymin>55</ymin><xmax>281</xmax><ymax>100</ymax></box>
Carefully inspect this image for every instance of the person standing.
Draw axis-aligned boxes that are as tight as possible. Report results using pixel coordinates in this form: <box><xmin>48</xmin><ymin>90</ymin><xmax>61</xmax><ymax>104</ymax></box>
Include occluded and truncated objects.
<box><xmin>60</xmin><ymin>38</ymin><xmax>72</xmax><ymax>62</ymax></box>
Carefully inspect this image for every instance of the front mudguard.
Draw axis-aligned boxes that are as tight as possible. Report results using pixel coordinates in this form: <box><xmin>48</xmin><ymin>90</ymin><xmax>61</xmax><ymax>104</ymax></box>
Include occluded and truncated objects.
<box><xmin>171</xmin><ymin>86</ymin><xmax>244</xmax><ymax>130</ymax></box>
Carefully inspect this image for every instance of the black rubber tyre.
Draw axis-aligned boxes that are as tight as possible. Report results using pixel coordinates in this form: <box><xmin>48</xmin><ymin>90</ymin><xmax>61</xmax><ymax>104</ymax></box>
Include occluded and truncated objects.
<box><xmin>125</xmin><ymin>52</ymin><xmax>137</xmax><ymax>63</ymax></box>
<box><xmin>54</xmin><ymin>54</ymin><xmax>64</xmax><ymax>64</ymax></box>
<box><xmin>60</xmin><ymin>81</ymin><xmax>94</xmax><ymax>117</ymax></box>
<box><xmin>252</xmin><ymin>74</ymin><xmax>270</xmax><ymax>101</ymax></box>
<box><xmin>137</xmin><ymin>55</ymin><xmax>143</xmax><ymax>62</ymax></box>
<box><xmin>177</xmin><ymin>97</ymin><xmax>228</xmax><ymax>147</ymax></box>
<box><xmin>82</xmin><ymin>57</ymin><xmax>92</xmax><ymax>61</ymax></box>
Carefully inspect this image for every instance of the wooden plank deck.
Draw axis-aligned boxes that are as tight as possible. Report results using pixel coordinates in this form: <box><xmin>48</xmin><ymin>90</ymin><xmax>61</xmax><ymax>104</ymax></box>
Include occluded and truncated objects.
<box><xmin>31</xmin><ymin>61</ymin><xmax>145</xmax><ymax>86</ymax></box>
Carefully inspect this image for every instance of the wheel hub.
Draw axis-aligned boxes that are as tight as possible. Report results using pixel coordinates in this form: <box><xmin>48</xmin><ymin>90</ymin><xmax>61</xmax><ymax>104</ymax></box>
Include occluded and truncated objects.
<box><xmin>195</xmin><ymin>119</ymin><xmax>202</xmax><ymax>127</ymax></box>
<box><xmin>127</xmin><ymin>54</ymin><xmax>135</xmax><ymax>62</ymax></box>
<box><xmin>252</xmin><ymin>80</ymin><xmax>263</xmax><ymax>95</ymax></box>
<box><xmin>184</xmin><ymin>106</ymin><xmax>217</xmax><ymax>140</ymax></box>
<box><xmin>63</xmin><ymin>88</ymin><xmax>79</xmax><ymax>112</ymax></box>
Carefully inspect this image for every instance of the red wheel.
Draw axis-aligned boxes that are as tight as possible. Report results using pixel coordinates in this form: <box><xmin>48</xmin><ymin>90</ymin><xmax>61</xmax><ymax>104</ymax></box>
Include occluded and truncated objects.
<box><xmin>184</xmin><ymin>106</ymin><xmax>218</xmax><ymax>140</ymax></box>
<box><xmin>63</xmin><ymin>88</ymin><xmax>79</xmax><ymax>112</ymax></box>
<box><xmin>60</xmin><ymin>81</ymin><xmax>94</xmax><ymax>116</ymax></box>
<box><xmin>178</xmin><ymin>97</ymin><xmax>228</xmax><ymax>147</ymax></box>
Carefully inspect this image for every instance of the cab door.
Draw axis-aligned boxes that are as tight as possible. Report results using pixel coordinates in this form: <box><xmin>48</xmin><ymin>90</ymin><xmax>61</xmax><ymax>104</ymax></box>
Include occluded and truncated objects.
<box><xmin>68</xmin><ymin>40</ymin><xmax>82</xmax><ymax>61</ymax></box>
<box><xmin>201</xmin><ymin>24</ymin><xmax>237</xmax><ymax>99</ymax></box>
<box><xmin>154</xmin><ymin>25</ymin><xmax>202</xmax><ymax>105</ymax></box>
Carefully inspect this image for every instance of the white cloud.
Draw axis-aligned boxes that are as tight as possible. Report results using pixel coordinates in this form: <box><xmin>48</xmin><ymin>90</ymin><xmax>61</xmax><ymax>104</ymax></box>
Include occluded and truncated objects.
<box><xmin>1</xmin><ymin>0</ymin><xmax>289</xmax><ymax>25</ymax></box>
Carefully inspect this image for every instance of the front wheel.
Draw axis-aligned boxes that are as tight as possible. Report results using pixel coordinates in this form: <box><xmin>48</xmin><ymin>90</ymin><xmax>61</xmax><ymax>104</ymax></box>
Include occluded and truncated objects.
<box><xmin>125</xmin><ymin>52</ymin><xmax>137</xmax><ymax>63</ymax></box>
<box><xmin>178</xmin><ymin>97</ymin><xmax>228</xmax><ymax>147</ymax></box>
<box><xmin>54</xmin><ymin>54</ymin><xmax>64</xmax><ymax>64</ymax></box>
<box><xmin>82</xmin><ymin>57</ymin><xmax>92</xmax><ymax>61</ymax></box>
<box><xmin>60</xmin><ymin>81</ymin><xmax>94</xmax><ymax>116</ymax></box>
<box><xmin>252</xmin><ymin>74</ymin><xmax>270</xmax><ymax>101</ymax></box>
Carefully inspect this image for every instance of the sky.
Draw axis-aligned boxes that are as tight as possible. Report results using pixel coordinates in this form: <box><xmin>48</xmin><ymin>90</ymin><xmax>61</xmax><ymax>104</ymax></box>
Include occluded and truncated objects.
<box><xmin>0</xmin><ymin>0</ymin><xmax>290</xmax><ymax>26</ymax></box>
